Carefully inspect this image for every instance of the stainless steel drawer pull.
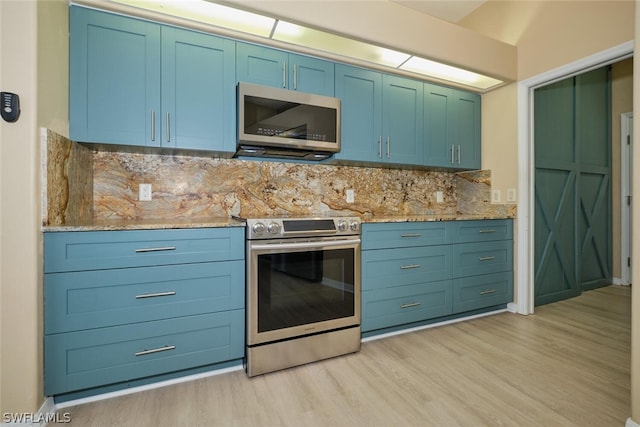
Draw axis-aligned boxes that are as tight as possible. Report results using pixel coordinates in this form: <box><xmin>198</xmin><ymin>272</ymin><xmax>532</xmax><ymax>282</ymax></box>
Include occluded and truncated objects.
<box><xmin>135</xmin><ymin>246</ymin><xmax>177</xmax><ymax>253</ymax></box>
<box><xmin>400</xmin><ymin>302</ymin><xmax>421</xmax><ymax>309</ymax></box>
<box><xmin>151</xmin><ymin>111</ymin><xmax>155</xmax><ymax>141</ymax></box>
<box><xmin>479</xmin><ymin>256</ymin><xmax>496</xmax><ymax>261</ymax></box>
<box><xmin>135</xmin><ymin>291</ymin><xmax>176</xmax><ymax>299</ymax></box>
<box><xmin>135</xmin><ymin>345</ymin><xmax>176</xmax><ymax>357</ymax></box>
<box><xmin>479</xmin><ymin>229</ymin><xmax>497</xmax><ymax>233</ymax></box>
<box><xmin>400</xmin><ymin>264</ymin><xmax>421</xmax><ymax>270</ymax></box>
<box><xmin>480</xmin><ymin>289</ymin><xmax>497</xmax><ymax>295</ymax></box>
<box><xmin>400</xmin><ymin>233</ymin><xmax>421</xmax><ymax>238</ymax></box>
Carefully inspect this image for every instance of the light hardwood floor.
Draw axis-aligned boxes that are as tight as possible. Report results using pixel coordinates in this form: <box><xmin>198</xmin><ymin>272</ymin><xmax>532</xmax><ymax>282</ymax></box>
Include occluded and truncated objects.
<box><xmin>53</xmin><ymin>285</ymin><xmax>631</xmax><ymax>427</ymax></box>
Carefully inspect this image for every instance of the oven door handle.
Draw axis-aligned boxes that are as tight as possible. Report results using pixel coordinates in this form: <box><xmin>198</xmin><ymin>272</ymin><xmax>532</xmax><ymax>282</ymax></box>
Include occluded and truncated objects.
<box><xmin>249</xmin><ymin>238</ymin><xmax>361</xmax><ymax>251</ymax></box>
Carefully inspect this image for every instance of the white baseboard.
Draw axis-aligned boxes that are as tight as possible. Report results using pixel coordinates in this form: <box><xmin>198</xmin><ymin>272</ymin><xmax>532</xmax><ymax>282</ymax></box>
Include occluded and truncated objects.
<box><xmin>361</xmin><ymin>308</ymin><xmax>508</xmax><ymax>343</ymax></box>
<box><xmin>1</xmin><ymin>396</ymin><xmax>57</xmax><ymax>426</ymax></box>
<box><xmin>507</xmin><ymin>302</ymin><xmax>518</xmax><ymax>313</ymax></box>
<box><xmin>626</xmin><ymin>417</ymin><xmax>640</xmax><ymax>427</ymax></box>
<box><xmin>55</xmin><ymin>363</ymin><xmax>243</xmax><ymax>409</ymax></box>
<box><xmin>612</xmin><ymin>277</ymin><xmax>631</xmax><ymax>286</ymax></box>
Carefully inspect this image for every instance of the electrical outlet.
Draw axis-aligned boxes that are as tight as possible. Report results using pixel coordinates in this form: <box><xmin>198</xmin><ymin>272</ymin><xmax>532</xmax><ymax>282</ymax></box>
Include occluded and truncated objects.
<box><xmin>436</xmin><ymin>191</ymin><xmax>443</xmax><ymax>203</ymax></box>
<box><xmin>507</xmin><ymin>188</ymin><xmax>517</xmax><ymax>203</ymax></box>
<box><xmin>491</xmin><ymin>189</ymin><xmax>501</xmax><ymax>203</ymax></box>
<box><xmin>139</xmin><ymin>183</ymin><xmax>152</xmax><ymax>201</ymax></box>
<box><xmin>346</xmin><ymin>189</ymin><xmax>355</xmax><ymax>203</ymax></box>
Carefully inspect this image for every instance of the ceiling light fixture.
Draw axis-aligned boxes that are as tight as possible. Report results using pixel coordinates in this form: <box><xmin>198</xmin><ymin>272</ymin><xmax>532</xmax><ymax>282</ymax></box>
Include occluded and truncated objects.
<box><xmin>109</xmin><ymin>0</ymin><xmax>504</xmax><ymax>91</ymax></box>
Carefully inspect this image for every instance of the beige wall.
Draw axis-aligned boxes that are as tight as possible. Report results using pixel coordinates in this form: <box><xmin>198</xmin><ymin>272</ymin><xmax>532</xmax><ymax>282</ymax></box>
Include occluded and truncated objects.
<box><xmin>0</xmin><ymin>0</ymin><xmax>68</xmax><ymax>414</ymax></box>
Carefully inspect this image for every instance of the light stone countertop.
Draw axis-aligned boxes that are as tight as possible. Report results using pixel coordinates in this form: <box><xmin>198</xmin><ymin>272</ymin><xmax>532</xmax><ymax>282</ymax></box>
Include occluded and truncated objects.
<box><xmin>42</xmin><ymin>213</ymin><xmax>514</xmax><ymax>232</ymax></box>
<box><xmin>42</xmin><ymin>217</ymin><xmax>245</xmax><ymax>232</ymax></box>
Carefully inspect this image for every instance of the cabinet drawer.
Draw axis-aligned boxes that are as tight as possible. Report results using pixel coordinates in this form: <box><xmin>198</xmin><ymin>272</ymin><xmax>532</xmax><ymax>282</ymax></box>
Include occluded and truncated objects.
<box><xmin>453</xmin><ymin>240</ymin><xmax>513</xmax><ymax>278</ymax></box>
<box><xmin>451</xmin><ymin>219</ymin><xmax>512</xmax><ymax>243</ymax></box>
<box><xmin>362</xmin><ymin>280</ymin><xmax>452</xmax><ymax>332</ymax></box>
<box><xmin>44</xmin><ymin>228</ymin><xmax>244</xmax><ymax>272</ymax></box>
<box><xmin>362</xmin><ymin>246</ymin><xmax>453</xmax><ymax>290</ymax></box>
<box><xmin>45</xmin><ymin>261</ymin><xmax>243</xmax><ymax>333</ymax></box>
<box><xmin>453</xmin><ymin>272</ymin><xmax>513</xmax><ymax>313</ymax></box>
<box><xmin>361</xmin><ymin>222</ymin><xmax>451</xmax><ymax>250</ymax></box>
<box><xmin>44</xmin><ymin>310</ymin><xmax>244</xmax><ymax>396</ymax></box>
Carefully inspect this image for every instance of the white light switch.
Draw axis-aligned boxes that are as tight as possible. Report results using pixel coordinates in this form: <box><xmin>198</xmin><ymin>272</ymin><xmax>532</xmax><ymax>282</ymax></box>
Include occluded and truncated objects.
<box><xmin>139</xmin><ymin>183</ymin><xmax>152</xmax><ymax>201</ymax></box>
<box><xmin>346</xmin><ymin>189</ymin><xmax>355</xmax><ymax>203</ymax></box>
<box><xmin>507</xmin><ymin>188</ymin><xmax>517</xmax><ymax>203</ymax></box>
<box><xmin>492</xmin><ymin>189</ymin><xmax>501</xmax><ymax>203</ymax></box>
<box><xmin>436</xmin><ymin>191</ymin><xmax>443</xmax><ymax>203</ymax></box>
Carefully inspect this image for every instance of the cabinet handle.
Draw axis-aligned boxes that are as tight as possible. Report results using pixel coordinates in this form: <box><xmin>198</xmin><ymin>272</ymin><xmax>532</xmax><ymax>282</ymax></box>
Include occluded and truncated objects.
<box><xmin>401</xmin><ymin>233</ymin><xmax>421</xmax><ymax>238</ymax></box>
<box><xmin>293</xmin><ymin>64</ymin><xmax>297</xmax><ymax>90</ymax></box>
<box><xmin>151</xmin><ymin>111</ymin><xmax>155</xmax><ymax>142</ymax></box>
<box><xmin>400</xmin><ymin>264</ymin><xmax>421</xmax><ymax>270</ymax></box>
<box><xmin>135</xmin><ymin>345</ymin><xmax>176</xmax><ymax>357</ymax></box>
<box><xmin>451</xmin><ymin>144</ymin><xmax>455</xmax><ymax>164</ymax></box>
<box><xmin>479</xmin><ymin>256</ymin><xmax>496</xmax><ymax>261</ymax></box>
<box><xmin>479</xmin><ymin>229</ymin><xmax>497</xmax><ymax>234</ymax></box>
<box><xmin>480</xmin><ymin>289</ymin><xmax>497</xmax><ymax>295</ymax></box>
<box><xmin>400</xmin><ymin>302</ymin><xmax>421</xmax><ymax>309</ymax></box>
<box><xmin>135</xmin><ymin>291</ymin><xmax>177</xmax><ymax>299</ymax></box>
<box><xmin>166</xmin><ymin>112</ymin><xmax>171</xmax><ymax>143</ymax></box>
<box><xmin>386</xmin><ymin>136</ymin><xmax>390</xmax><ymax>159</ymax></box>
<box><xmin>378</xmin><ymin>136</ymin><xmax>382</xmax><ymax>159</ymax></box>
<box><xmin>282</xmin><ymin>62</ymin><xmax>287</xmax><ymax>88</ymax></box>
<box><xmin>135</xmin><ymin>246</ymin><xmax>177</xmax><ymax>253</ymax></box>
<box><xmin>457</xmin><ymin>145</ymin><xmax>461</xmax><ymax>163</ymax></box>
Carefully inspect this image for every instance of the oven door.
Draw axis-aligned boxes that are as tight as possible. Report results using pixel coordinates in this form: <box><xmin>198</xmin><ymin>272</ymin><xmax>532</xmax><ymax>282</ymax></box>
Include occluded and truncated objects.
<box><xmin>247</xmin><ymin>236</ymin><xmax>361</xmax><ymax>346</ymax></box>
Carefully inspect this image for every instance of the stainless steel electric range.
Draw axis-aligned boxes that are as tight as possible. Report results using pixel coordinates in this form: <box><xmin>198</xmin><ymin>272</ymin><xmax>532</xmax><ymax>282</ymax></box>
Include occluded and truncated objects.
<box><xmin>239</xmin><ymin>216</ymin><xmax>361</xmax><ymax>377</ymax></box>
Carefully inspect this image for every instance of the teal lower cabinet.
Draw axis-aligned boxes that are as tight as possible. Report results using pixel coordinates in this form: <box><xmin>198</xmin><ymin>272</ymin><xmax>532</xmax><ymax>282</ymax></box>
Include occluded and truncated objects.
<box><xmin>361</xmin><ymin>219</ymin><xmax>513</xmax><ymax>335</ymax></box>
<box><xmin>453</xmin><ymin>272</ymin><xmax>513</xmax><ymax>313</ymax></box>
<box><xmin>43</xmin><ymin>228</ymin><xmax>245</xmax><ymax>399</ymax></box>
<box><xmin>362</xmin><ymin>280</ymin><xmax>452</xmax><ymax>332</ymax></box>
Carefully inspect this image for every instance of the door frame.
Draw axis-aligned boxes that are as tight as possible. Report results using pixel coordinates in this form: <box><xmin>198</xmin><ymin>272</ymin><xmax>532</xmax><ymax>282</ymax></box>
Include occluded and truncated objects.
<box><xmin>621</xmin><ymin>112</ymin><xmax>633</xmax><ymax>285</ymax></box>
<box><xmin>514</xmin><ymin>41</ymin><xmax>633</xmax><ymax>315</ymax></box>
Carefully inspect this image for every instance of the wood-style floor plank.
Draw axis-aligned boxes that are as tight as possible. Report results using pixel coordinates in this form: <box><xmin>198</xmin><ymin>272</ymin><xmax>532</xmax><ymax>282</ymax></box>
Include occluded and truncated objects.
<box><xmin>53</xmin><ymin>285</ymin><xmax>631</xmax><ymax>426</ymax></box>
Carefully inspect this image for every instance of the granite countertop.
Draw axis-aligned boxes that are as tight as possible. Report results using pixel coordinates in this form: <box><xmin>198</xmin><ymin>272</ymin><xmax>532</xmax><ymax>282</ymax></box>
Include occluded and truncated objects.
<box><xmin>361</xmin><ymin>213</ymin><xmax>516</xmax><ymax>223</ymax></box>
<box><xmin>42</xmin><ymin>217</ymin><xmax>245</xmax><ymax>232</ymax></box>
<box><xmin>42</xmin><ymin>213</ymin><xmax>514</xmax><ymax>232</ymax></box>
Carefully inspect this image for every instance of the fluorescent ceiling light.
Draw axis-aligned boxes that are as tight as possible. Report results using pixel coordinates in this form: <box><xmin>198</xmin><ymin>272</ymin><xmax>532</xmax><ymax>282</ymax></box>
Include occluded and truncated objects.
<box><xmin>109</xmin><ymin>0</ymin><xmax>504</xmax><ymax>90</ymax></box>
<box><xmin>110</xmin><ymin>0</ymin><xmax>276</xmax><ymax>37</ymax></box>
<box><xmin>273</xmin><ymin>21</ymin><xmax>410</xmax><ymax>68</ymax></box>
<box><xmin>401</xmin><ymin>57</ymin><xmax>503</xmax><ymax>90</ymax></box>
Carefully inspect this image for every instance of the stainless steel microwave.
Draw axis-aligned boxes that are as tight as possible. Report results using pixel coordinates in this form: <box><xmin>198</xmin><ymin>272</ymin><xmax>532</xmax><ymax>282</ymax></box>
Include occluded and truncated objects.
<box><xmin>235</xmin><ymin>82</ymin><xmax>341</xmax><ymax>161</ymax></box>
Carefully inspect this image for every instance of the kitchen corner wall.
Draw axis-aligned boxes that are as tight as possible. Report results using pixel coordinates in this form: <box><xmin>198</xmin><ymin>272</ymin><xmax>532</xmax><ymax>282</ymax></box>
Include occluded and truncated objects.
<box><xmin>43</xmin><ymin>130</ymin><xmax>515</xmax><ymax>226</ymax></box>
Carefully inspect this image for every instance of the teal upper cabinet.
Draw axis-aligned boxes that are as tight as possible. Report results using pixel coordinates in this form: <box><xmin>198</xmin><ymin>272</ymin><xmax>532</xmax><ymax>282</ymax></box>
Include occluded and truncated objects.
<box><xmin>335</xmin><ymin>64</ymin><xmax>423</xmax><ymax>165</ymax></box>
<box><xmin>236</xmin><ymin>42</ymin><xmax>334</xmax><ymax>96</ymax></box>
<box><xmin>70</xmin><ymin>6</ymin><xmax>236</xmax><ymax>152</ymax></box>
<box><xmin>334</xmin><ymin>65</ymin><xmax>382</xmax><ymax>162</ymax></box>
<box><xmin>424</xmin><ymin>83</ymin><xmax>481</xmax><ymax>169</ymax></box>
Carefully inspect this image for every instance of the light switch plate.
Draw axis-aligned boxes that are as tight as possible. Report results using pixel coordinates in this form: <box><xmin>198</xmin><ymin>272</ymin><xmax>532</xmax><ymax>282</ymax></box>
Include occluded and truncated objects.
<box><xmin>436</xmin><ymin>191</ymin><xmax>443</xmax><ymax>203</ymax></box>
<box><xmin>346</xmin><ymin>189</ymin><xmax>355</xmax><ymax>203</ymax></box>
<box><xmin>491</xmin><ymin>189</ymin><xmax>501</xmax><ymax>203</ymax></box>
<box><xmin>139</xmin><ymin>183</ymin><xmax>152</xmax><ymax>201</ymax></box>
<box><xmin>507</xmin><ymin>188</ymin><xmax>517</xmax><ymax>203</ymax></box>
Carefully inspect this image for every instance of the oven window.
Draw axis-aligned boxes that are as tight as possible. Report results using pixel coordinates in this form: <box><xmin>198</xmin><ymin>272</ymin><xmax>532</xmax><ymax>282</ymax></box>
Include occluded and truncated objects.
<box><xmin>257</xmin><ymin>248</ymin><xmax>355</xmax><ymax>333</ymax></box>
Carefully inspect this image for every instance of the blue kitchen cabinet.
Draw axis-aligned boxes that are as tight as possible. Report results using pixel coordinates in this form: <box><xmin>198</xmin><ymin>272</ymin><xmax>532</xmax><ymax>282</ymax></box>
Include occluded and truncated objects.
<box><xmin>335</xmin><ymin>64</ymin><xmax>423</xmax><ymax>165</ymax></box>
<box><xmin>423</xmin><ymin>83</ymin><xmax>481</xmax><ymax>169</ymax></box>
<box><xmin>70</xmin><ymin>6</ymin><xmax>236</xmax><ymax>152</ymax></box>
<box><xmin>236</xmin><ymin>42</ymin><xmax>335</xmax><ymax>96</ymax></box>
<box><xmin>361</xmin><ymin>219</ymin><xmax>513</xmax><ymax>335</ymax></box>
<box><xmin>451</xmin><ymin>219</ymin><xmax>513</xmax><ymax>312</ymax></box>
<box><xmin>360</xmin><ymin>222</ymin><xmax>454</xmax><ymax>332</ymax></box>
<box><xmin>44</xmin><ymin>227</ymin><xmax>245</xmax><ymax>397</ymax></box>
<box><xmin>334</xmin><ymin>64</ymin><xmax>382</xmax><ymax>162</ymax></box>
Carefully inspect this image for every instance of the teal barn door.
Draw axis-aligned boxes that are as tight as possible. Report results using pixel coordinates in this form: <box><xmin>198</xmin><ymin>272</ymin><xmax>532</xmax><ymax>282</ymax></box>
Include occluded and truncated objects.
<box><xmin>534</xmin><ymin>67</ymin><xmax>611</xmax><ymax>306</ymax></box>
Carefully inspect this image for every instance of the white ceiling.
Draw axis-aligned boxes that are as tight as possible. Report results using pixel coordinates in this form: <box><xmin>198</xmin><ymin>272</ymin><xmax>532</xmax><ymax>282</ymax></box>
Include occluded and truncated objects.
<box><xmin>390</xmin><ymin>0</ymin><xmax>487</xmax><ymax>23</ymax></box>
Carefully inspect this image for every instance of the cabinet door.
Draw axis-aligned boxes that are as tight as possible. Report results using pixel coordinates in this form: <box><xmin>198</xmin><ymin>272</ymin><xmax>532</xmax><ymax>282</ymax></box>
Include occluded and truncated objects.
<box><xmin>424</xmin><ymin>83</ymin><xmax>454</xmax><ymax>167</ymax></box>
<box><xmin>162</xmin><ymin>28</ymin><xmax>236</xmax><ymax>151</ymax></box>
<box><xmin>289</xmin><ymin>54</ymin><xmax>335</xmax><ymax>96</ymax></box>
<box><xmin>334</xmin><ymin>64</ymin><xmax>382</xmax><ymax>162</ymax></box>
<box><xmin>382</xmin><ymin>75</ymin><xmax>423</xmax><ymax>165</ymax></box>
<box><xmin>70</xmin><ymin>6</ymin><xmax>161</xmax><ymax>146</ymax></box>
<box><xmin>452</xmin><ymin>89</ymin><xmax>481</xmax><ymax>169</ymax></box>
<box><xmin>236</xmin><ymin>42</ymin><xmax>287</xmax><ymax>88</ymax></box>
